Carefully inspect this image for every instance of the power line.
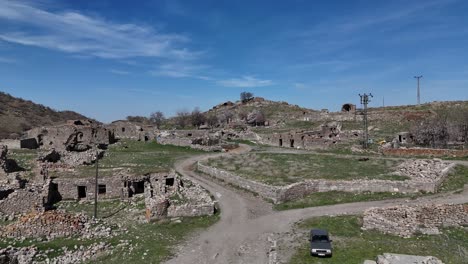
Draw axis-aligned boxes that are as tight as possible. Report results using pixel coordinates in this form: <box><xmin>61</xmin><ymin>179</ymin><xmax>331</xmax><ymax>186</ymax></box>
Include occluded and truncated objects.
<box><xmin>414</xmin><ymin>75</ymin><xmax>423</xmax><ymax>105</ymax></box>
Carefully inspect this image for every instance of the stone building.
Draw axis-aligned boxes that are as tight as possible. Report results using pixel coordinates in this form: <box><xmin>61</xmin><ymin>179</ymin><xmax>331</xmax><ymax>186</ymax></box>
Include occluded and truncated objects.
<box><xmin>106</xmin><ymin>120</ymin><xmax>157</xmax><ymax>142</ymax></box>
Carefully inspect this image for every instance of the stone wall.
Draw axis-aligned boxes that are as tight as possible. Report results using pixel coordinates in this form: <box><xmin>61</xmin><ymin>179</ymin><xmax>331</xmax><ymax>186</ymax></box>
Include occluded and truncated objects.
<box><xmin>0</xmin><ymin>186</ymin><xmax>45</xmax><ymax>216</ymax></box>
<box><xmin>277</xmin><ymin>179</ymin><xmax>436</xmax><ymax>202</ymax></box>
<box><xmin>198</xmin><ymin>159</ymin><xmax>455</xmax><ymax>204</ymax></box>
<box><xmin>197</xmin><ymin>162</ymin><xmax>281</xmax><ymax>203</ymax></box>
<box><xmin>362</xmin><ymin>204</ymin><xmax>468</xmax><ymax>237</ymax></box>
<box><xmin>383</xmin><ymin>148</ymin><xmax>468</xmax><ymax>158</ymax></box>
<box><xmin>53</xmin><ymin>172</ymin><xmax>176</xmax><ymax>201</ymax></box>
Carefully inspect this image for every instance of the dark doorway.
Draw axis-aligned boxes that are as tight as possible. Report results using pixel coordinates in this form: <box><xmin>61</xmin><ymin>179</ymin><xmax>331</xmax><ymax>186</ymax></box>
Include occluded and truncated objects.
<box><xmin>279</xmin><ymin>138</ymin><xmax>283</xmax><ymax>147</ymax></box>
<box><xmin>135</xmin><ymin>181</ymin><xmax>145</xmax><ymax>194</ymax></box>
<box><xmin>144</xmin><ymin>135</ymin><xmax>149</xmax><ymax>142</ymax></box>
<box><xmin>47</xmin><ymin>182</ymin><xmax>62</xmax><ymax>204</ymax></box>
<box><xmin>165</xmin><ymin>178</ymin><xmax>174</xmax><ymax>186</ymax></box>
<box><xmin>290</xmin><ymin>139</ymin><xmax>295</xmax><ymax>148</ymax></box>
<box><xmin>77</xmin><ymin>186</ymin><xmax>87</xmax><ymax>199</ymax></box>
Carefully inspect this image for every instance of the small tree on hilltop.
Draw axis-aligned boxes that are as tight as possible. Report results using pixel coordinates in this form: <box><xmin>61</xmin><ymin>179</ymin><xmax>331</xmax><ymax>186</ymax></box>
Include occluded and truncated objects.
<box><xmin>240</xmin><ymin>92</ymin><xmax>254</xmax><ymax>103</ymax></box>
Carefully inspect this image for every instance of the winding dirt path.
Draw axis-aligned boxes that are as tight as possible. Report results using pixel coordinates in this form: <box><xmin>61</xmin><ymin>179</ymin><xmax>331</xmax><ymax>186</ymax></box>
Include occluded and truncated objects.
<box><xmin>165</xmin><ymin>146</ymin><xmax>468</xmax><ymax>264</ymax></box>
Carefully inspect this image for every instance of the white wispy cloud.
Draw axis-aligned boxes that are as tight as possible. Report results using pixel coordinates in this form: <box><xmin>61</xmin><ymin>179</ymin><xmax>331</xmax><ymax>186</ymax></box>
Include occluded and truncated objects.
<box><xmin>0</xmin><ymin>1</ymin><xmax>197</xmax><ymax>59</ymax></box>
<box><xmin>0</xmin><ymin>56</ymin><xmax>17</xmax><ymax>64</ymax></box>
<box><xmin>218</xmin><ymin>76</ymin><xmax>273</xmax><ymax>88</ymax></box>
<box><xmin>150</xmin><ymin>63</ymin><xmax>213</xmax><ymax>80</ymax></box>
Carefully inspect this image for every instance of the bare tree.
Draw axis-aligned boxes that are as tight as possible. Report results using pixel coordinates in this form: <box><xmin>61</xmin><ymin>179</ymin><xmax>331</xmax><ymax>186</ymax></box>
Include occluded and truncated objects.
<box><xmin>149</xmin><ymin>111</ymin><xmax>165</xmax><ymax>129</ymax></box>
<box><xmin>205</xmin><ymin>114</ymin><xmax>218</xmax><ymax>129</ymax></box>
<box><xmin>240</xmin><ymin>92</ymin><xmax>254</xmax><ymax>103</ymax></box>
<box><xmin>190</xmin><ymin>107</ymin><xmax>205</xmax><ymax>128</ymax></box>
<box><xmin>175</xmin><ymin>110</ymin><xmax>191</xmax><ymax>128</ymax></box>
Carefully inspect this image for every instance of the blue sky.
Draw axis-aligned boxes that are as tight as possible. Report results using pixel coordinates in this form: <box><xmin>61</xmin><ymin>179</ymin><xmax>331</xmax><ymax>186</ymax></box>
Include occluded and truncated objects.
<box><xmin>0</xmin><ymin>0</ymin><xmax>467</xmax><ymax>122</ymax></box>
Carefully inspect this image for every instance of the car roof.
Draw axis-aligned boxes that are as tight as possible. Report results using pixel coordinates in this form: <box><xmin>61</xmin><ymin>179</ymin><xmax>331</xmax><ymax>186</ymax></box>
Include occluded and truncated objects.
<box><xmin>310</xmin><ymin>229</ymin><xmax>329</xmax><ymax>236</ymax></box>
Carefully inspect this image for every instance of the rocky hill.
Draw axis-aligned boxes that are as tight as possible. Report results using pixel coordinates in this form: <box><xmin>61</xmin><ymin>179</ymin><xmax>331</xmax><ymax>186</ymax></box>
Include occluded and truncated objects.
<box><xmin>0</xmin><ymin>92</ymin><xmax>92</xmax><ymax>139</ymax></box>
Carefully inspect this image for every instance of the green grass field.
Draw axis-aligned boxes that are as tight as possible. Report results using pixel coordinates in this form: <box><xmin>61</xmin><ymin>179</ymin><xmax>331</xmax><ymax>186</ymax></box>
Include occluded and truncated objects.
<box><xmin>206</xmin><ymin>153</ymin><xmax>407</xmax><ymax>186</ymax></box>
<box><xmin>289</xmin><ymin>215</ymin><xmax>468</xmax><ymax>264</ymax></box>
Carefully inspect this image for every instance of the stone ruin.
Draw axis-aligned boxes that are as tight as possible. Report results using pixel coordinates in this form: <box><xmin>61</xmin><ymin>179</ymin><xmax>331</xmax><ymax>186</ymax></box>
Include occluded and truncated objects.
<box><xmin>394</xmin><ymin>159</ymin><xmax>455</xmax><ymax>184</ymax></box>
<box><xmin>157</xmin><ymin>129</ymin><xmax>237</xmax><ymax>152</ymax></box>
<box><xmin>106</xmin><ymin>120</ymin><xmax>157</xmax><ymax>142</ymax></box>
<box><xmin>144</xmin><ymin>171</ymin><xmax>215</xmax><ymax>221</ymax></box>
<box><xmin>0</xmin><ymin>145</ymin><xmax>23</xmax><ymax>177</ymax></box>
<box><xmin>364</xmin><ymin>253</ymin><xmax>444</xmax><ymax>264</ymax></box>
<box><xmin>260</xmin><ymin>121</ymin><xmax>361</xmax><ymax>149</ymax></box>
<box><xmin>362</xmin><ymin>203</ymin><xmax>468</xmax><ymax>237</ymax></box>
<box><xmin>21</xmin><ymin>120</ymin><xmax>115</xmax><ymax>151</ymax></box>
<box><xmin>0</xmin><ymin>211</ymin><xmax>87</xmax><ymax>240</ymax></box>
<box><xmin>18</xmin><ymin>120</ymin><xmax>115</xmax><ymax>168</ymax></box>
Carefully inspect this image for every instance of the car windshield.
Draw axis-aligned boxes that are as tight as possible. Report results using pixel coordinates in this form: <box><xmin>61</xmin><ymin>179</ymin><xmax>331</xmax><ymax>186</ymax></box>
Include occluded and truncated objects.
<box><xmin>312</xmin><ymin>235</ymin><xmax>329</xmax><ymax>242</ymax></box>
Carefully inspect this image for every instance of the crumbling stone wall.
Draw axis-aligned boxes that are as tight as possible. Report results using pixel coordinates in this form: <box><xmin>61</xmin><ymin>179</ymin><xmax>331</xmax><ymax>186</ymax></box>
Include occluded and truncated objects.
<box><xmin>383</xmin><ymin>147</ymin><xmax>468</xmax><ymax>158</ymax></box>
<box><xmin>198</xmin><ymin>162</ymin><xmax>280</xmax><ymax>203</ymax></box>
<box><xmin>0</xmin><ymin>211</ymin><xmax>86</xmax><ymax>239</ymax></box>
<box><xmin>362</xmin><ymin>204</ymin><xmax>468</xmax><ymax>237</ymax></box>
<box><xmin>106</xmin><ymin>120</ymin><xmax>157</xmax><ymax>141</ymax></box>
<box><xmin>145</xmin><ymin>172</ymin><xmax>215</xmax><ymax>221</ymax></box>
<box><xmin>260</xmin><ymin>123</ymin><xmax>361</xmax><ymax>149</ymax></box>
<box><xmin>24</xmin><ymin>120</ymin><xmax>115</xmax><ymax>151</ymax></box>
<box><xmin>0</xmin><ymin>186</ymin><xmax>46</xmax><ymax>217</ymax></box>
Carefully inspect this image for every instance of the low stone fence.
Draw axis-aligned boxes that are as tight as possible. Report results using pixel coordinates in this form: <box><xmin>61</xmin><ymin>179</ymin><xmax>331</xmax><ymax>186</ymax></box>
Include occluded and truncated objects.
<box><xmin>383</xmin><ymin>147</ymin><xmax>468</xmax><ymax>157</ymax></box>
<box><xmin>197</xmin><ymin>162</ymin><xmax>281</xmax><ymax>203</ymax></box>
<box><xmin>362</xmin><ymin>204</ymin><xmax>468</xmax><ymax>237</ymax></box>
<box><xmin>277</xmin><ymin>179</ymin><xmax>436</xmax><ymax>202</ymax></box>
<box><xmin>198</xmin><ymin>160</ymin><xmax>455</xmax><ymax>204</ymax></box>
<box><xmin>167</xmin><ymin>203</ymin><xmax>214</xmax><ymax>218</ymax></box>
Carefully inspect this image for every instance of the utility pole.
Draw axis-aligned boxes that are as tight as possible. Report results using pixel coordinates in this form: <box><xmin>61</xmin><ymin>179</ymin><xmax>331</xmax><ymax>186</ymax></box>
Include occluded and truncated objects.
<box><xmin>94</xmin><ymin>150</ymin><xmax>98</xmax><ymax>219</ymax></box>
<box><xmin>359</xmin><ymin>93</ymin><xmax>373</xmax><ymax>149</ymax></box>
<box><xmin>414</xmin><ymin>75</ymin><xmax>423</xmax><ymax>105</ymax></box>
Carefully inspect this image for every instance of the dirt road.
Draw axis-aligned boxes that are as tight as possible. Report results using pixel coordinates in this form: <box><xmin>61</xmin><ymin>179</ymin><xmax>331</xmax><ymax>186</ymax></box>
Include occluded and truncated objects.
<box><xmin>165</xmin><ymin>146</ymin><xmax>468</xmax><ymax>264</ymax></box>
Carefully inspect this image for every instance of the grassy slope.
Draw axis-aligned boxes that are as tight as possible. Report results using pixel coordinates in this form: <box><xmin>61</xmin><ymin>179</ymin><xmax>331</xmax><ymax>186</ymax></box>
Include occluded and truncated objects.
<box><xmin>289</xmin><ymin>215</ymin><xmax>468</xmax><ymax>264</ymax></box>
<box><xmin>0</xmin><ymin>91</ymin><xmax>91</xmax><ymax>139</ymax></box>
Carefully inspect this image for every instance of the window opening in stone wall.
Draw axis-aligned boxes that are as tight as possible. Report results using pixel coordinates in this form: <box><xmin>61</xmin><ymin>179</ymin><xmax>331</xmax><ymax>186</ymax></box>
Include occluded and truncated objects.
<box><xmin>77</xmin><ymin>186</ymin><xmax>87</xmax><ymax>199</ymax></box>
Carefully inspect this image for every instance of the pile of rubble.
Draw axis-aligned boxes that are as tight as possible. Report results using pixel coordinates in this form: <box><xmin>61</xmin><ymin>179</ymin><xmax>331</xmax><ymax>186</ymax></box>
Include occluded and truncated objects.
<box><xmin>0</xmin><ymin>246</ymin><xmax>37</xmax><ymax>264</ymax></box>
<box><xmin>0</xmin><ymin>211</ymin><xmax>87</xmax><ymax>240</ymax></box>
<box><xmin>42</xmin><ymin>242</ymin><xmax>112</xmax><ymax>264</ymax></box>
<box><xmin>0</xmin><ymin>242</ymin><xmax>114</xmax><ymax>264</ymax></box>
<box><xmin>38</xmin><ymin>148</ymin><xmax>105</xmax><ymax>167</ymax></box>
<box><xmin>362</xmin><ymin>204</ymin><xmax>468</xmax><ymax>237</ymax></box>
<box><xmin>395</xmin><ymin>159</ymin><xmax>455</xmax><ymax>183</ymax></box>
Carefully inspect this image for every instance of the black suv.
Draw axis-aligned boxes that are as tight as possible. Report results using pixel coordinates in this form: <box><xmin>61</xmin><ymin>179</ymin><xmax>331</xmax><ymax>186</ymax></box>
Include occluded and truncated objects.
<box><xmin>309</xmin><ymin>229</ymin><xmax>332</xmax><ymax>257</ymax></box>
